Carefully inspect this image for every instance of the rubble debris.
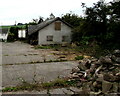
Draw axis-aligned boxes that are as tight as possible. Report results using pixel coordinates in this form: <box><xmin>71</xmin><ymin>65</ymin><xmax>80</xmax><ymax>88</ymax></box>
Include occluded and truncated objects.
<box><xmin>69</xmin><ymin>50</ymin><xmax>120</xmax><ymax>95</ymax></box>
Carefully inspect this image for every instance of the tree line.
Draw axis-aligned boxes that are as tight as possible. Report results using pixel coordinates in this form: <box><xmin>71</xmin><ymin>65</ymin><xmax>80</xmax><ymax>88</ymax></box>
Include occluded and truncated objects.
<box><xmin>62</xmin><ymin>0</ymin><xmax>120</xmax><ymax>49</ymax></box>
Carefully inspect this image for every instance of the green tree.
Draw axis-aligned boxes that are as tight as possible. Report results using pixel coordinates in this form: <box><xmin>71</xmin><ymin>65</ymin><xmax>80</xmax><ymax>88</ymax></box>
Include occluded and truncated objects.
<box><xmin>9</xmin><ymin>27</ymin><xmax>19</xmax><ymax>39</ymax></box>
<box><xmin>29</xmin><ymin>16</ymin><xmax>44</xmax><ymax>25</ymax></box>
<box><xmin>72</xmin><ymin>0</ymin><xmax>120</xmax><ymax>49</ymax></box>
<box><xmin>61</xmin><ymin>12</ymin><xmax>83</xmax><ymax>27</ymax></box>
<box><xmin>7</xmin><ymin>26</ymin><xmax>19</xmax><ymax>41</ymax></box>
<box><xmin>61</xmin><ymin>12</ymin><xmax>86</xmax><ymax>43</ymax></box>
<box><xmin>84</xmin><ymin>1</ymin><xmax>109</xmax><ymax>37</ymax></box>
<box><xmin>106</xmin><ymin>1</ymin><xmax>120</xmax><ymax>48</ymax></box>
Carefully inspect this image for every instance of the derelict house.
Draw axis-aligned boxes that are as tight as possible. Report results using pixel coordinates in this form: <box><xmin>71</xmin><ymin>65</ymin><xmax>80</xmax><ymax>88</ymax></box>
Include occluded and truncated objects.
<box><xmin>28</xmin><ymin>17</ymin><xmax>72</xmax><ymax>45</ymax></box>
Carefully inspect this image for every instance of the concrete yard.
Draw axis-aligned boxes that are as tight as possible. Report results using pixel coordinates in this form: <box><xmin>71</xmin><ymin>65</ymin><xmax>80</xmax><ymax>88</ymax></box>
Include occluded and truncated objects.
<box><xmin>2</xmin><ymin>61</ymin><xmax>78</xmax><ymax>87</ymax></box>
<box><xmin>2</xmin><ymin>41</ymin><xmax>58</xmax><ymax>65</ymax></box>
<box><xmin>2</xmin><ymin>41</ymin><xmax>79</xmax><ymax>87</ymax></box>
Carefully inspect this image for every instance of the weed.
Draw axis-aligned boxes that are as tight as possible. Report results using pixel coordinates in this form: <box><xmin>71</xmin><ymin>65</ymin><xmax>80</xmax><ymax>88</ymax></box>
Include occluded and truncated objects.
<box><xmin>40</xmin><ymin>79</ymin><xmax>67</xmax><ymax>88</ymax></box>
<box><xmin>35</xmin><ymin>46</ymin><xmax>53</xmax><ymax>49</ymax></box>
<box><xmin>4</xmin><ymin>54</ymin><xmax>9</xmax><ymax>56</ymax></box>
<box><xmin>41</xmin><ymin>78</ymin><xmax>77</xmax><ymax>89</ymax></box>
<box><xmin>28</xmin><ymin>54</ymin><xmax>38</xmax><ymax>55</ymax></box>
<box><xmin>41</xmin><ymin>82</ymin><xmax>54</xmax><ymax>88</ymax></box>
<box><xmin>34</xmin><ymin>45</ymin><xmax>62</xmax><ymax>50</ymax></box>
<box><xmin>65</xmin><ymin>80</ymin><xmax>77</xmax><ymax>86</ymax></box>
<box><xmin>2</xmin><ymin>87</ymin><xmax>18</xmax><ymax>92</ymax></box>
<box><xmin>3</xmin><ymin>59</ymin><xmax>68</xmax><ymax>66</ymax></box>
<box><xmin>2</xmin><ymin>78</ymin><xmax>77</xmax><ymax>92</ymax></box>
<box><xmin>75</xmin><ymin>55</ymin><xmax>84</xmax><ymax>60</ymax></box>
<box><xmin>53</xmin><ymin>79</ymin><xmax>67</xmax><ymax>87</ymax></box>
<box><xmin>45</xmin><ymin>59</ymin><xmax>67</xmax><ymax>63</ymax></box>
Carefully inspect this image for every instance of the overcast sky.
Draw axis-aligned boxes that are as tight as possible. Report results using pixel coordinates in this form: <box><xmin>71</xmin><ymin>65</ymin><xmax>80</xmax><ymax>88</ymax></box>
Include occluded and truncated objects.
<box><xmin>0</xmin><ymin>0</ymin><xmax>112</xmax><ymax>25</ymax></box>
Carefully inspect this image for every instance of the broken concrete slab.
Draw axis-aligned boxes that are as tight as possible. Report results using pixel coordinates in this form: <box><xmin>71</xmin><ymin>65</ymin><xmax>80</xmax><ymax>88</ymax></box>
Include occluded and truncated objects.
<box><xmin>102</xmin><ymin>80</ymin><xmax>112</xmax><ymax>93</ymax></box>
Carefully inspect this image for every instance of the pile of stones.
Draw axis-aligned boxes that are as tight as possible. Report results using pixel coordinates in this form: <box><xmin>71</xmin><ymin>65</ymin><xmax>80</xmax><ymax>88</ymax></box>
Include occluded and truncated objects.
<box><xmin>69</xmin><ymin>50</ymin><xmax>120</xmax><ymax>95</ymax></box>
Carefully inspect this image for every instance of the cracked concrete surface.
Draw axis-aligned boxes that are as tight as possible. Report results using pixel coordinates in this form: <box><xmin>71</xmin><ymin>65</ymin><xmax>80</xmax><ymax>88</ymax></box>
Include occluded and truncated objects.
<box><xmin>2</xmin><ymin>41</ymin><xmax>79</xmax><ymax>87</ymax></box>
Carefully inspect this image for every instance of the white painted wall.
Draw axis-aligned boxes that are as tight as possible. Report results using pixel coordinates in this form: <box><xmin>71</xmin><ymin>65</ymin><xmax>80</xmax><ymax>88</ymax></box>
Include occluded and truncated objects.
<box><xmin>38</xmin><ymin>20</ymin><xmax>72</xmax><ymax>45</ymax></box>
<box><xmin>0</xmin><ymin>33</ymin><xmax>8</xmax><ymax>40</ymax></box>
<box><xmin>18</xmin><ymin>29</ymin><xmax>26</xmax><ymax>38</ymax></box>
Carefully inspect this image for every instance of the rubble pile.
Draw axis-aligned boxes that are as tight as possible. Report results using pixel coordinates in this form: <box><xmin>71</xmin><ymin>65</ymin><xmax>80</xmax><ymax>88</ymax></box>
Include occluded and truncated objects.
<box><xmin>70</xmin><ymin>50</ymin><xmax>120</xmax><ymax>95</ymax></box>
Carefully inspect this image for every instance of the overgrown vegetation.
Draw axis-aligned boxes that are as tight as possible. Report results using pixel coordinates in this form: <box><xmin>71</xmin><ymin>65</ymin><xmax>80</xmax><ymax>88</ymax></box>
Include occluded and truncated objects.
<box><xmin>34</xmin><ymin>45</ymin><xmax>57</xmax><ymax>49</ymax></box>
<box><xmin>75</xmin><ymin>55</ymin><xmax>84</xmax><ymax>60</ymax></box>
<box><xmin>62</xmin><ymin>1</ymin><xmax>120</xmax><ymax>52</ymax></box>
<box><xmin>34</xmin><ymin>44</ymin><xmax>63</xmax><ymax>51</ymax></box>
<box><xmin>2</xmin><ymin>78</ymin><xmax>77</xmax><ymax>92</ymax></box>
<box><xmin>34</xmin><ymin>44</ymin><xmax>111</xmax><ymax>58</ymax></box>
<box><xmin>5</xmin><ymin>25</ymin><xmax>27</xmax><ymax>42</ymax></box>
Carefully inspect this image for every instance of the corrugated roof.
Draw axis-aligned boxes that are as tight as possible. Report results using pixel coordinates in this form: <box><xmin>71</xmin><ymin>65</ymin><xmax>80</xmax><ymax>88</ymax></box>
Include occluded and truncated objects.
<box><xmin>28</xmin><ymin>17</ymin><xmax>73</xmax><ymax>35</ymax></box>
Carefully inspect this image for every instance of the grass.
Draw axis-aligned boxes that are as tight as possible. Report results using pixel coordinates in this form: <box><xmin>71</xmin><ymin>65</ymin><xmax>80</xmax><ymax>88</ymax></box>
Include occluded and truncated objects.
<box><xmin>75</xmin><ymin>55</ymin><xmax>84</xmax><ymax>60</ymax></box>
<box><xmin>34</xmin><ymin>45</ymin><xmax>62</xmax><ymax>51</ymax></box>
<box><xmin>41</xmin><ymin>79</ymin><xmax>77</xmax><ymax>88</ymax></box>
<box><xmin>2</xmin><ymin>83</ymin><xmax>39</xmax><ymax>92</ymax></box>
<box><xmin>2</xmin><ymin>78</ymin><xmax>77</xmax><ymax>92</ymax></box>
<box><xmin>29</xmin><ymin>59</ymin><xmax>67</xmax><ymax>64</ymax></box>
<box><xmin>2</xmin><ymin>59</ymin><xmax>68</xmax><ymax>66</ymax></box>
<box><xmin>4</xmin><ymin>54</ymin><xmax>9</xmax><ymax>56</ymax></box>
<box><xmin>2</xmin><ymin>87</ymin><xmax>18</xmax><ymax>92</ymax></box>
<box><xmin>35</xmin><ymin>46</ymin><xmax>54</xmax><ymax>49</ymax></box>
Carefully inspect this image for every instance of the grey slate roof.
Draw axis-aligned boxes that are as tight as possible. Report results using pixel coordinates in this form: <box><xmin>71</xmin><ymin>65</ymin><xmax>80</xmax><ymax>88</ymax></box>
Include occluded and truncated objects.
<box><xmin>28</xmin><ymin>17</ymin><xmax>73</xmax><ymax>35</ymax></box>
<box><xmin>0</xmin><ymin>28</ymin><xmax>9</xmax><ymax>34</ymax></box>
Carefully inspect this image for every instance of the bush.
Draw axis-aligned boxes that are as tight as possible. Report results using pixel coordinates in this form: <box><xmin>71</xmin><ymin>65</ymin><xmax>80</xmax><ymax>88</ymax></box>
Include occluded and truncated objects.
<box><xmin>7</xmin><ymin>32</ymin><xmax>15</xmax><ymax>42</ymax></box>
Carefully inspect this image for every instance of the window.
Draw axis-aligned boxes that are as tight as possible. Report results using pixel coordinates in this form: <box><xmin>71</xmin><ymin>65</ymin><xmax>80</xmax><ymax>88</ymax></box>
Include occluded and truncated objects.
<box><xmin>55</xmin><ymin>22</ymin><xmax>61</xmax><ymax>30</ymax></box>
<box><xmin>62</xmin><ymin>36</ymin><xmax>68</xmax><ymax>42</ymax></box>
<box><xmin>47</xmin><ymin>36</ymin><xmax>53</xmax><ymax>41</ymax></box>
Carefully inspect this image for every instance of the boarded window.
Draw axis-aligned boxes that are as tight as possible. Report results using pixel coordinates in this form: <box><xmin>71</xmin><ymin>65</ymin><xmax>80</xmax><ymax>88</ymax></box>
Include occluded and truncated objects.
<box><xmin>47</xmin><ymin>36</ymin><xmax>53</xmax><ymax>41</ymax></box>
<box><xmin>62</xmin><ymin>36</ymin><xmax>69</xmax><ymax>42</ymax></box>
<box><xmin>55</xmin><ymin>22</ymin><xmax>61</xmax><ymax>30</ymax></box>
